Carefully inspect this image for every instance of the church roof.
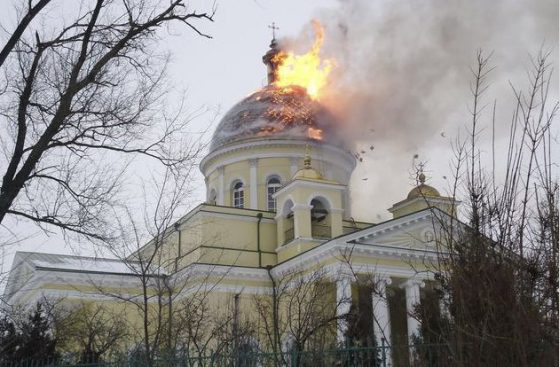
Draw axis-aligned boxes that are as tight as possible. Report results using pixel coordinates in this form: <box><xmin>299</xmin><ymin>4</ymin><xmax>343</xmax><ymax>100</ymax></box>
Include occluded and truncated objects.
<box><xmin>11</xmin><ymin>251</ymin><xmax>139</xmax><ymax>275</ymax></box>
<box><xmin>209</xmin><ymin>85</ymin><xmax>340</xmax><ymax>152</ymax></box>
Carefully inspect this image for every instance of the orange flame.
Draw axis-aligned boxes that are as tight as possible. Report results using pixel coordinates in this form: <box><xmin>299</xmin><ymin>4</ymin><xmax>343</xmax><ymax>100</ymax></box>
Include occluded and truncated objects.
<box><xmin>273</xmin><ymin>21</ymin><xmax>334</xmax><ymax>100</ymax></box>
<box><xmin>307</xmin><ymin>127</ymin><xmax>323</xmax><ymax>140</ymax></box>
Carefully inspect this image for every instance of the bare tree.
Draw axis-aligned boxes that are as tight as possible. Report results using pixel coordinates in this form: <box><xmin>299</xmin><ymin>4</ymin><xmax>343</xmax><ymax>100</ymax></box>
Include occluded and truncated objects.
<box><xmin>253</xmin><ymin>266</ymin><xmax>348</xmax><ymax>367</ymax></box>
<box><xmin>79</xmin><ymin>164</ymin><xmax>241</xmax><ymax>367</ymax></box>
<box><xmin>0</xmin><ymin>0</ymin><xmax>213</xmax><ymax>243</ymax></box>
<box><xmin>416</xmin><ymin>50</ymin><xmax>559</xmax><ymax>366</ymax></box>
<box><xmin>55</xmin><ymin>302</ymin><xmax>128</xmax><ymax>363</ymax></box>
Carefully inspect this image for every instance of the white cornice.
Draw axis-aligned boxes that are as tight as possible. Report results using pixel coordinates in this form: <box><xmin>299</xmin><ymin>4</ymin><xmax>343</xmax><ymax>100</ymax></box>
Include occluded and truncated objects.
<box><xmin>389</xmin><ymin>196</ymin><xmax>461</xmax><ymax>212</ymax></box>
<box><xmin>278</xmin><ymin>178</ymin><xmax>346</xmax><ymax>195</ymax></box>
<box><xmin>200</xmin><ymin>140</ymin><xmax>355</xmax><ymax>176</ymax></box>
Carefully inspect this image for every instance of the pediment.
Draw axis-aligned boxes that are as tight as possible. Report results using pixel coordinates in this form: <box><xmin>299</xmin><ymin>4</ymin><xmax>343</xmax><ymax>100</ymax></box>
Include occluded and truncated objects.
<box><xmin>341</xmin><ymin>208</ymin><xmax>460</xmax><ymax>253</ymax></box>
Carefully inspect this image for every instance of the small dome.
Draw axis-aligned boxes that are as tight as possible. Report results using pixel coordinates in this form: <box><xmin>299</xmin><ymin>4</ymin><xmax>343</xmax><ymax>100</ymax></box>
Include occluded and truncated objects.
<box><xmin>293</xmin><ymin>167</ymin><xmax>323</xmax><ymax>181</ymax></box>
<box><xmin>407</xmin><ymin>184</ymin><xmax>441</xmax><ymax>199</ymax></box>
<box><xmin>209</xmin><ymin>85</ymin><xmax>340</xmax><ymax>152</ymax></box>
<box><xmin>407</xmin><ymin>173</ymin><xmax>440</xmax><ymax>199</ymax></box>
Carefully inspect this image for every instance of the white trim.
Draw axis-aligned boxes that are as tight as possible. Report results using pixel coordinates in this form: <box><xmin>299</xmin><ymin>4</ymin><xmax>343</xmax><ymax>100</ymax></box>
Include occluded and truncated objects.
<box><xmin>279</xmin><ymin>179</ymin><xmax>345</xmax><ymax>195</ymax></box>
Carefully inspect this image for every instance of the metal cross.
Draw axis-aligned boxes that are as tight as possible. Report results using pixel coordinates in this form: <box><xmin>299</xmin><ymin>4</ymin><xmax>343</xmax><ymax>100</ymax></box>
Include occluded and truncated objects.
<box><xmin>268</xmin><ymin>22</ymin><xmax>279</xmax><ymax>40</ymax></box>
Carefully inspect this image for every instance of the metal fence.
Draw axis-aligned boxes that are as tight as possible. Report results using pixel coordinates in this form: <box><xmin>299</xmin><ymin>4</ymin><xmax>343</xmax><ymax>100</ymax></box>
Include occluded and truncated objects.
<box><xmin>0</xmin><ymin>344</ymin><xmax>455</xmax><ymax>367</ymax></box>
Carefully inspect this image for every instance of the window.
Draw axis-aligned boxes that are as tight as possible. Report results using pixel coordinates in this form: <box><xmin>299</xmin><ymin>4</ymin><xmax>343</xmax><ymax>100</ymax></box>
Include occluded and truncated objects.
<box><xmin>232</xmin><ymin>181</ymin><xmax>244</xmax><ymax>208</ymax></box>
<box><xmin>267</xmin><ymin>177</ymin><xmax>282</xmax><ymax>211</ymax></box>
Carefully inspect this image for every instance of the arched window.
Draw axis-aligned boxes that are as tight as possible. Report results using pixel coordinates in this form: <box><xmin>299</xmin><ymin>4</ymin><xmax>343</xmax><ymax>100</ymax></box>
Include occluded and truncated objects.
<box><xmin>267</xmin><ymin>176</ymin><xmax>282</xmax><ymax>211</ymax></box>
<box><xmin>310</xmin><ymin>198</ymin><xmax>329</xmax><ymax>222</ymax></box>
<box><xmin>232</xmin><ymin>181</ymin><xmax>244</xmax><ymax>208</ymax></box>
<box><xmin>310</xmin><ymin>198</ymin><xmax>331</xmax><ymax>239</ymax></box>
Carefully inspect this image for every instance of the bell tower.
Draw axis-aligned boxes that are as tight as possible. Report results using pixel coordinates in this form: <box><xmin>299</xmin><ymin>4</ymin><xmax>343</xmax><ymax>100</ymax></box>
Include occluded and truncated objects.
<box><xmin>273</xmin><ymin>147</ymin><xmax>347</xmax><ymax>262</ymax></box>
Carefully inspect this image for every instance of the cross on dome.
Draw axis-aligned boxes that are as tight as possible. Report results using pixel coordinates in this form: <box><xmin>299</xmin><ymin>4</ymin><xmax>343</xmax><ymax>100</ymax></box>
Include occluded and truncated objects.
<box><xmin>268</xmin><ymin>22</ymin><xmax>279</xmax><ymax>41</ymax></box>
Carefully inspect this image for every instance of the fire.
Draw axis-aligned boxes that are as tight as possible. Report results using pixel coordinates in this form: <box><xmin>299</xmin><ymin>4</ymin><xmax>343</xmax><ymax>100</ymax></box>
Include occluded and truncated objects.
<box><xmin>307</xmin><ymin>127</ymin><xmax>323</xmax><ymax>140</ymax></box>
<box><xmin>273</xmin><ymin>21</ymin><xmax>334</xmax><ymax>100</ymax></box>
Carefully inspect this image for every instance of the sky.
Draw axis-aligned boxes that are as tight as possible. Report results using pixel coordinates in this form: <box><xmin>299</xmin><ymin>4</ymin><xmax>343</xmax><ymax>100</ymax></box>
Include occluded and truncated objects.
<box><xmin>2</xmin><ymin>0</ymin><xmax>559</xmax><ymax>274</ymax></box>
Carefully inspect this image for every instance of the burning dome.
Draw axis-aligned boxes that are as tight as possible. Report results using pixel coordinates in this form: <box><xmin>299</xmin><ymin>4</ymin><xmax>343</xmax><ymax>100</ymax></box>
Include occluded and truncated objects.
<box><xmin>210</xmin><ymin>21</ymin><xmax>339</xmax><ymax>153</ymax></box>
<box><xmin>209</xmin><ymin>85</ymin><xmax>339</xmax><ymax>152</ymax></box>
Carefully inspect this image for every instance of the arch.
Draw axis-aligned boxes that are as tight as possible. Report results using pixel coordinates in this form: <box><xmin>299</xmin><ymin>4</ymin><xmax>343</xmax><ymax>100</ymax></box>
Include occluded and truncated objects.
<box><xmin>309</xmin><ymin>196</ymin><xmax>331</xmax><ymax>239</ymax></box>
<box><xmin>310</xmin><ymin>197</ymin><xmax>329</xmax><ymax>223</ymax></box>
<box><xmin>307</xmin><ymin>193</ymin><xmax>333</xmax><ymax>209</ymax></box>
<box><xmin>281</xmin><ymin>199</ymin><xmax>295</xmax><ymax>245</ymax></box>
<box><xmin>266</xmin><ymin>175</ymin><xmax>282</xmax><ymax>211</ymax></box>
<box><xmin>280</xmin><ymin>198</ymin><xmax>294</xmax><ymax>218</ymax></box>
<box><xmin>231</xmin><ymin>179</ymin><xmax>245</xmax><ymax>208</ymax></box>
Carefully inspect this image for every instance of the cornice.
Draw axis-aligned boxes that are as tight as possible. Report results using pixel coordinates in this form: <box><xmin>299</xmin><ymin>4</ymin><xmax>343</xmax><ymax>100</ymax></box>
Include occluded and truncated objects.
<box><xmin>200</xmin><ymin>140</ymin><xmax>355</xmax><ymax>176</ymax></box>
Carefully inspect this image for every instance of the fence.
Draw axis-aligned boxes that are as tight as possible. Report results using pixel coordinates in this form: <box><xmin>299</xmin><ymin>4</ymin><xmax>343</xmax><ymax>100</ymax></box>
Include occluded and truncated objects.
<box><xmin>0</xmin><ymin>344</ymin><xmax>456</xmax><ymax>367</ymax></box>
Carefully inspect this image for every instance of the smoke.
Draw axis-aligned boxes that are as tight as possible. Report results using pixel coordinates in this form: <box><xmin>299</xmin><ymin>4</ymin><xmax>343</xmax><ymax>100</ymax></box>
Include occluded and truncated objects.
<box><xmin>298</xmin><ymin>0</ymin><xmax>559</xmax><ymax>221</ymax></box>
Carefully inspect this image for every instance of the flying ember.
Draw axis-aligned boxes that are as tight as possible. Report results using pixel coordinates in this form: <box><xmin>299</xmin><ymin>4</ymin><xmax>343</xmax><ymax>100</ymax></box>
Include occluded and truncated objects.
<box><xmin>272</xmin><ymin>21</ymin><xmax>334</xmax><ymax>100</ymax></box>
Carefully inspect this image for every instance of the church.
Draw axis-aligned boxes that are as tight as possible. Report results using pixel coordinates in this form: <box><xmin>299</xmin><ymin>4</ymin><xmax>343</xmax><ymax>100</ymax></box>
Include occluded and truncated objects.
<box><xmin>4</xmin><ymin>36</ymin><xmax>459</xmax><ymax>363</ymax></box>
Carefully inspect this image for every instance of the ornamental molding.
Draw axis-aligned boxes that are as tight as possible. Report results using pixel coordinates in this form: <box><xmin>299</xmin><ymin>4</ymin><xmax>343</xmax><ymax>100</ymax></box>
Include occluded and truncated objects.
<box><xmin>278</xmin><ymin>179</ymin><xmax>346</xmax><ymax>195</ymax></box>
<box><xmin>200</xmin><ymin>140</ymin><xmax>355</xmax><ymax>177</ymax></box>
<box><xmin>8</xmin><ymin>269</ymin><xmax>146</xmax><ymax>307</ymax></box>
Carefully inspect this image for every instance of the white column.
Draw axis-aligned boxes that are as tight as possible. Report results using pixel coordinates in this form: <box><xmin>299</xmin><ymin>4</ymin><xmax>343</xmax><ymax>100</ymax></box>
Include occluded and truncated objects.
<box><xmin>336</xmin><ymin>277</ymin><xmax>352</xmax><ymax>345</ymax></box>
<box><xmin>401</xmin><ymin>278</ymin><xmax>425</xmax><ymax>343</ymax></box>
<box><xmin>217</xmin><ymin>166</ymin><xmax>224</xmax><ymax>206</ymax></box>
<box><xmin>373</xmin><ymin>276</ymin><xmax>392</xmax><ymax>365</ymax></box>
<box><xmin>291</xmin><ymin>204</ymin><xmax>312</xmax><ymax>238</ymax></box>
<box><xmin>439</xmin><ymin>286</ymin><xmax>451</xmax><ymax>319</ymax></box>
<box><xmin>249</xmin><ymin>159</ymin><xmax>258</xmax><ymax>209</ymax></box>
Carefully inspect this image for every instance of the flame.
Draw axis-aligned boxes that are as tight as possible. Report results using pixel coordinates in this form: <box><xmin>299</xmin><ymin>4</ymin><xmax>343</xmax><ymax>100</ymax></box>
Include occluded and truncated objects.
<box><xmin>273</xmin><ymin>21</ymin><xmax>334</xmax><ymax>100</ymax></box>
<box><xmin>307</xmin><ymin>127</ymin><xmax>323</xmax><ymax>140</ymax></box>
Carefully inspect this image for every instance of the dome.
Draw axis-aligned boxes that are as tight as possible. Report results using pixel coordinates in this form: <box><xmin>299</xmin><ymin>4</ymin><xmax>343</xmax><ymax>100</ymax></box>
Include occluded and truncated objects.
<box><xmin>407</xmin><ymin>174</ymin><xmax>440</xmax><ymax>199</ymax></box>
<box><xmin>407</xmin><ymin>184</ymin><xmax>441</xmax><ymax>199</ymax></box>
<box><xmin>209</xmin><ymin>85</ymin><xmax>340</xmax><ymax>152</ymax></box>
<box><xmin>293</xmin><ymin>166</ymin><xmax>323</xmax><ymax>181</ymax></box>
<box><xmin>292</xmin><ymin>149</ymin><xmax>328</xmax><ymax>181</ymax></box>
